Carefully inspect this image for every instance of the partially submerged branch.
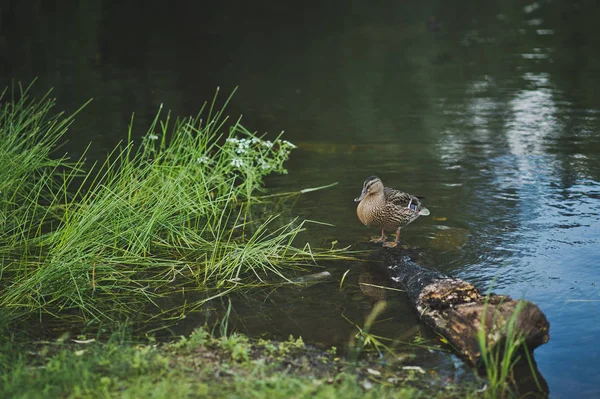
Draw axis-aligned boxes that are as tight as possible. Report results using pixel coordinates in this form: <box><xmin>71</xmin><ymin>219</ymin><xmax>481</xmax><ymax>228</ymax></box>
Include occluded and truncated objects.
<box><xmin>381</xmin><ymin>251</ymin><xmax>550</xmax><ymax>366</ymax></box>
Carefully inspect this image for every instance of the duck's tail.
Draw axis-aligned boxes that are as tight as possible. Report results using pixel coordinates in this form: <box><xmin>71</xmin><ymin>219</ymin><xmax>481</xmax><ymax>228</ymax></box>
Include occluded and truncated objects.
<box><xmin>419</xmin><ymin>207</ymin><xmax>430</xmax><ymax>216</ymax></box>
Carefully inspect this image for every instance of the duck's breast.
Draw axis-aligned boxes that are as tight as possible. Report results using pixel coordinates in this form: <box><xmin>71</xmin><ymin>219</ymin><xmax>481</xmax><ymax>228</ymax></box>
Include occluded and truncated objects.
<box><xmin>356</xmin><ymin>200</ymin><xmax>370</xmax><ymax>226</ymax></box>
<box><xmin>357</xmin><ymin>199</ymin><xmax>385</xmax><ymax>227</ymax></box>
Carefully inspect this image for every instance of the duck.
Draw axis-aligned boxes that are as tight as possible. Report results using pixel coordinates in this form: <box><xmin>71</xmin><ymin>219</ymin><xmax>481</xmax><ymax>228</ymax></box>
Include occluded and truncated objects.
<box><xmin>354</xmin><ymin>176</ymin><xmax>430</xmax><ymax>248</ymax></box>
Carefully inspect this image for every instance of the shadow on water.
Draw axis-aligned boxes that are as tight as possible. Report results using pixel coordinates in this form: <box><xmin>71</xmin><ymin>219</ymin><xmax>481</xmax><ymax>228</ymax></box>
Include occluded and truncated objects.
<box><xmin>3</xmin><ymin>0</ymin><xmax>600</xmax><ymax>396</ymax></box>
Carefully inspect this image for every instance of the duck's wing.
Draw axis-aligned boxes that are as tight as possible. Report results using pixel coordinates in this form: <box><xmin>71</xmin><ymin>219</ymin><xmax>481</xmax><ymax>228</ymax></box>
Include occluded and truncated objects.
<box><xmin>384</xmin><ymin>188</ymin><xmax>420</xmax><ymax>209</ymax></box>
<box><xmin>385</xmin><ymin>188</ymin><xmax>430</xmax><ymax>218</ymax></box>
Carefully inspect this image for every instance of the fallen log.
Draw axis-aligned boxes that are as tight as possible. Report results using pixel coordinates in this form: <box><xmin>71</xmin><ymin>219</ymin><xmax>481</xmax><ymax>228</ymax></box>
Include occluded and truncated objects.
<box><xmin>381</xmin><ymin>250</ymin><xmax>550</xmax><ymax>367</ymax></box>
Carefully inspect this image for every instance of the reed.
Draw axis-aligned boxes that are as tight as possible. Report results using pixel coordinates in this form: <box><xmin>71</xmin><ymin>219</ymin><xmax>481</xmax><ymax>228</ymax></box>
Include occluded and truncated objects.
<box><xmin>0</xmin><ymin>86</ymin><xmax>348</xmax><ymax>330</ymax></box>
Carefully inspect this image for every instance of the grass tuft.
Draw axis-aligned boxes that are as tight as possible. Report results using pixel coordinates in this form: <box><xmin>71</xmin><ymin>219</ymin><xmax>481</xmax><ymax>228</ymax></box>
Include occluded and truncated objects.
<box><xmin>476</xmin><ymin>297</ymin><xmax>540</xmax><ymax>398</ymax></box>
<box><xmin>0</xmin><ymin>85</ymin><xmax>349</xmax><ymax>331</ymax></box>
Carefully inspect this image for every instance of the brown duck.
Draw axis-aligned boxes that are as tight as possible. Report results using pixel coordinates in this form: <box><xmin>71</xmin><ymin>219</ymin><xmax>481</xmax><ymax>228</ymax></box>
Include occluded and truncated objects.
<box><xmin>354</xmin><ymin>176</ymin><xmax>430</xmax><ymax>248</ymax></box>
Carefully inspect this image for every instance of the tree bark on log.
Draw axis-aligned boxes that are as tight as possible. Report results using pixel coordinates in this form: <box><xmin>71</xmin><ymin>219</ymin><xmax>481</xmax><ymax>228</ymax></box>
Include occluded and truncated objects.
<box><xmin>382</xmin><ymin>251</ymin><xmax>550</xmax><ymax>367</ymax></box>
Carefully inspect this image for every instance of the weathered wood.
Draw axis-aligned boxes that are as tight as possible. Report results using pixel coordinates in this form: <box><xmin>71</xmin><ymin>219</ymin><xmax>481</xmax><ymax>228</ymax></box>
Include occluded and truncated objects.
<box><xmin>382</xmin><ymin>250</ymin><xmax>550</xmax><ymax>367</ymax></box>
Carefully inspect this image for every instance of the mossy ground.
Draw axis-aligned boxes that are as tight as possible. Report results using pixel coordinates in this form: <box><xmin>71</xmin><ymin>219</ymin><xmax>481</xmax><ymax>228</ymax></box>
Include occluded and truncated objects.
<box><xmin>0</xmin><ymin>326</ymin><xmax>480</xmax><ymax>399</ymax></box>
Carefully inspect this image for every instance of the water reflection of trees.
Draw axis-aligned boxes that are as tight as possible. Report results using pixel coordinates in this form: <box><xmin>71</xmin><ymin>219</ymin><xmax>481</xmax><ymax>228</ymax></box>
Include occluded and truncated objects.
<box><xmin>4</xmin><ymin>0</ymin><xmax>599</xmax><ymax>169</ymax></box>
<box><xmin>433</xmin><ymin>0</ymin><xmax>600</xmax><ymax>181</ymax></box>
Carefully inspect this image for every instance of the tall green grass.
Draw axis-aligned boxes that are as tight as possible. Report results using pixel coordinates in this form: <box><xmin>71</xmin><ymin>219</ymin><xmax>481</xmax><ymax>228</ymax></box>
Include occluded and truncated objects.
<box><xmin>476</xmin><ymin>298</ymin><xmax>543</xmax><ymax>398</ymax></box>
<box><xmin>0</xmin><ymin>87</ymin><xmax>83</xmax><ymax>254</ymax></box>
<box><xmin>0</xmin><ymin>86</ymin><xmax>347</xmax><ymax>330</ymax></box>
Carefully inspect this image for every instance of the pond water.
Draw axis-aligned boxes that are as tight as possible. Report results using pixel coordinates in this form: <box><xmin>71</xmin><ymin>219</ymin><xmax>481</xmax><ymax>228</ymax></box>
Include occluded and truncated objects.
<box><xmin>3</xmin><ymin>0</ymin><xmax>600</xmax><ymax>397</ymax></box>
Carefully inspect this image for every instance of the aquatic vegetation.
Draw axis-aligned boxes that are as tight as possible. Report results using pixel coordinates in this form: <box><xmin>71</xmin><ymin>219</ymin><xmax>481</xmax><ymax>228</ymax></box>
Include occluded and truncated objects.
<box><xmin>344</xmin><ymin>300</ymin><xmax>443</xmax><ymax>362</ymax></box>
<box><xmin>345</xmin><ymin>301</ymin><xmax>392</xmax><ymax>359</ymax></box>
<box><xmin>476</xmin><ymin>297</ymin><xmax>544</xmax><ymax>398</ymax></box>
<box><xmin>0</xmin><ymin>85</ymin><xmax>349</xmax><ymax>331</ymax></box>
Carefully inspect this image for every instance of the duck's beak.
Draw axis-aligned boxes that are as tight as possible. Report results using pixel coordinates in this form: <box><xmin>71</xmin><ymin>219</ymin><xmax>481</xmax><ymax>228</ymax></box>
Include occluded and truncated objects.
<box><xmin>354</xmin><ymin>188</ymin><xmax>367</xmax><ymax>202</ymax></box>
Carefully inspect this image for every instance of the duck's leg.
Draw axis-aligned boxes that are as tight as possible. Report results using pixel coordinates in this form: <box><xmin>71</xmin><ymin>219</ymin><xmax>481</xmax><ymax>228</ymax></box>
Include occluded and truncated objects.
<box><xmin>370</xmin><ymin>230</ymin><xmax>386</xmax><ymax>243</ymax></box>
<box><xmin>383</xmin><ymin>229</ymin><xmax>401</xmax><ymax>248</ymax></box>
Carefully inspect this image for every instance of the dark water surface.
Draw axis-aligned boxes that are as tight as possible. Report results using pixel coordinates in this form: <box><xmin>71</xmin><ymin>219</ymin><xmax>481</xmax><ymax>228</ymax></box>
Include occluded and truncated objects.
<box><xmin>3</xmin><ymin>1</ymin><xmax>600</xmax><ymax>397</ymax></box>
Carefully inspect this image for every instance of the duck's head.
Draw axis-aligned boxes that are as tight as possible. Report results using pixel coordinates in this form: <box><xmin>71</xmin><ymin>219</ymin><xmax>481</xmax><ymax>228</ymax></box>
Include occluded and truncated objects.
<box><xmin>354</xmin><ymin>176</ymin><xmax>384</xmax><ymax>202</ymax></box>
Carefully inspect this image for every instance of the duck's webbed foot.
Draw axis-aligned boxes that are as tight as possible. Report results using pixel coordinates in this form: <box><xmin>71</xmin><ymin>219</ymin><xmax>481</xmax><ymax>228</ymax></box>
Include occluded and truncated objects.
<box><xmin>369</xmin><ymin>230</ymin><xmax>386</xmax><ymax>243</ymax></box>
<box><xmin>382</xmin><ymin>229</ymin><xmax>401</xmax><ymax>248</ymax></box>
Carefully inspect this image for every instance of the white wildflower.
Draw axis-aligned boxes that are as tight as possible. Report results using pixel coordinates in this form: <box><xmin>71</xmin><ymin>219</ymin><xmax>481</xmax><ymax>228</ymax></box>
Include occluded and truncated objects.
<box><xmin>231</xmin><ymin>138</ymin><xmax>250</xmax><ymax>154</ymax></box>
<box><xmin>147</xmin><ymin>134</ymin><xmax>159</xmax><ymax>141</ymax></box>
<box><xmin>196</xmin><ymin>156</ymin><xmax>211</xmax><ymax>165</ymax></box>
<box><xmin>226</xmin><ymin>137</ymin><xmax>239</xmax><ymax>144</ymax></box>
<box><xmin>259</xmin><ymin>159</ymin><xmax>272</xmax><ymax>170</ymax></box>
<box><xmin>262</xmin><ymin>140</ymin><xmax>273</xmax><ymax>148</ymax></box>
<box><xmin>231</xmin><ymin>158</ymin><xmax>244</xmax><ymax>168</ymax></box>
<box><xmin>282</xmin><ymin>140</ymin><xmax>297</xmax><ymax>149</ymax></box>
